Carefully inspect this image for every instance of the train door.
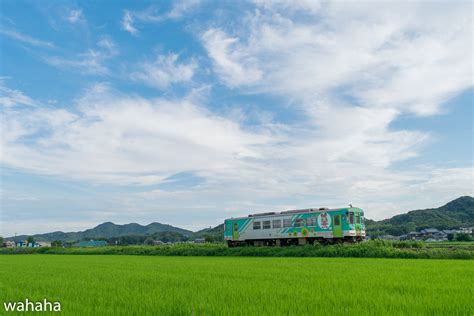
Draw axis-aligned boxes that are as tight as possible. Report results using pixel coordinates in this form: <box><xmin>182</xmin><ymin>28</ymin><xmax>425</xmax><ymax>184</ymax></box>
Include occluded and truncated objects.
<box><xmin>333</xmin><ymin>215</ymin><xmax>342</xmax><ymax>238</ymax></box>
<box><xmin>232</xmin><ymin>223</ymin><xmax>239</xmax><ymax>240</ymax></box>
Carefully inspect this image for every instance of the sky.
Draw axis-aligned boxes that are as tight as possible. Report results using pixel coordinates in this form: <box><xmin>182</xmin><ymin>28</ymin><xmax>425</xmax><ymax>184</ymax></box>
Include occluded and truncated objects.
<box><xmin>0</xmin><ymin>0</ymin><xmax>473</xmax><ymax>237</ymax></box>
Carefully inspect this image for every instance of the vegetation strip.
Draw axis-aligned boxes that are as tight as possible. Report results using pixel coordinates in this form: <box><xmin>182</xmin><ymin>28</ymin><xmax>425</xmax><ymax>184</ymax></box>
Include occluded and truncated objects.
<box><xmin>1</xmin><ymin>240</ymin><xmax>472</xmax><ymax>259</ymax></box>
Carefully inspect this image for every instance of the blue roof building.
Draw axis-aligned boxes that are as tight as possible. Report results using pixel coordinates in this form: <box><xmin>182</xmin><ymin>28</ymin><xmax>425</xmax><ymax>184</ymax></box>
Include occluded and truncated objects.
<box><xmin>78</xmin><ymin>240</ymin><xmax>107</xmax><ymax>247</ymax></box>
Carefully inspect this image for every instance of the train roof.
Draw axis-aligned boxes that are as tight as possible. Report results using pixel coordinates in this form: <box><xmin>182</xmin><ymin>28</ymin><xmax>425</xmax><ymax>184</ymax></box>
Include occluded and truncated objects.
<box><xmin>225</xmin><ymin>207</ymin><xmax>363</xmax><ymax>221</ymax></box>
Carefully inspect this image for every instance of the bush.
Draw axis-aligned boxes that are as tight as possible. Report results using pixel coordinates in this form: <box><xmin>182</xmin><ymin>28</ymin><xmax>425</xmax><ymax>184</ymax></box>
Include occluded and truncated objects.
<box><xmin>455</xmin><ymin>232</ymin><xmax>472</xmax><ymax>242</ymax></box>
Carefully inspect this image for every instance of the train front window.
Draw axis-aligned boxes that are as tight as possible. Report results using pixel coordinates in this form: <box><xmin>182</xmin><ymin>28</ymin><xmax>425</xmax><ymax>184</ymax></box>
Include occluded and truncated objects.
<box><xmin>356</xmin><ymin>213</ymin><xmax>361</xmax><ymax>224</ymax></box>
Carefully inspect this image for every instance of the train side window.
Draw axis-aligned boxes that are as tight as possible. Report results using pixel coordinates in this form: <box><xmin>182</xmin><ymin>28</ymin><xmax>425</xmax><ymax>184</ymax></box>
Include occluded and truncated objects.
<box><xmin>348</xmin><ymin>212</ymin><xmax>355</xmax><ymax>224</ymax></box>
<box><xmin>306</xmin><ymin>216</ymin><xmax>316</xmax><ymax>226</ymax></box>
<box><xmin>295</xmin><ymin>218</ymin><xmax>304</xmax><ymax>227</ymax></box>
<box><xmin>283</xmin><ymin>218</ymin><xmax>292</xmax><ymax>227</ymax></box>
<box><xmin>272</xmin><ymin>219</ymin><xmax>282</xmax><ymax>229</ymax></box>
<box><xmin>334</xmin><ymin>215</ymin><xmax>340</xmax><ymax>226</ymax></box>
<box><xmin>253</xmin><ymin>221</ymin><xmax>261</xmax><ymax>230</ymax></box>
<box><xmin>263</xmin><ymin>221</ymin><xmax>271</xmax><ymax>229</ymax></box>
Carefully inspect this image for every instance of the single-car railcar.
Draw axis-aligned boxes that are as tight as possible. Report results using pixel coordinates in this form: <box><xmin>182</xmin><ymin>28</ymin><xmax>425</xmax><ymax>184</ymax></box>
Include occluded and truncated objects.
<box><xmin>224</xmin><ymin>207</ymin><xmax>365</xmax><ymax>246</ymax></box>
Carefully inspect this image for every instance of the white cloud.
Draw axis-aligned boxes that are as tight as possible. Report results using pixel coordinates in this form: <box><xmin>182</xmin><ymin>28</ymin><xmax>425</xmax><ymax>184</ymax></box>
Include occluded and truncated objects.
<box><xmin>202</xmin><ymin>1</ymin><xmax>472</xmax><ymax>116</ymax></box>
<box><xmin>0</xmin><ymin>28</ymin><xmax>55</xmax><ymax>48</ymax></box>
<box><xmin>194</xmin><ymin>1</ymin><xmax>473</xmax><ymax>220</ymax></box>
<box><xmin>130</xmin><ymin>53</ymin><xmax>197</xmax><ymax>89</ymax></box>
<box><xmin>2</xmin><ymin>2</ymin><xmax>472</xmax><ymax>235</ymax></box>
<box><xmin>1</xmin><ymin>84</ymin><xmax>272</xmax><ymax>185</ymax></box>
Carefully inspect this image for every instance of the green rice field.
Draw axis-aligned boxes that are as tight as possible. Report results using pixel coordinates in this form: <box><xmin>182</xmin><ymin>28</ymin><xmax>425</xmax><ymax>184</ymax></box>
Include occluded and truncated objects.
<box><xmin>1</xmin><ymin>255</ymin><xmax>472</xmax><ymax>315</ymax></box>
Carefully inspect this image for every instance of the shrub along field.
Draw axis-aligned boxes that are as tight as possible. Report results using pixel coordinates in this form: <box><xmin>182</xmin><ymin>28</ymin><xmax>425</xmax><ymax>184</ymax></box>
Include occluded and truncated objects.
<box><xmin>1</xmin><ymin>240</ymin><xmax>473</xmax><ymax>259</ymax></box>
<box><xmin>0</xmin><ymin>255</ymin><xmax>472</xmax><ymax>315</ymax></box>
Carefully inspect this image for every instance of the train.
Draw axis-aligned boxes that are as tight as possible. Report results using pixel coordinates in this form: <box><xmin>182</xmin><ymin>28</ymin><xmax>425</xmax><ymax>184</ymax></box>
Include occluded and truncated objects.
<box><xmin>224</xmin><ymin>206</ymin><xmax>366</xmax><ymax>246</ymax></box>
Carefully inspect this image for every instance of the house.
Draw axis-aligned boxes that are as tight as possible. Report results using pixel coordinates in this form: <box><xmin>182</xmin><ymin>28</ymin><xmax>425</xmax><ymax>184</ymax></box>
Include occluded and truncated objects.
<box><xmin>78</xmin><ymin>240</ymin><xmax>107</xmax><ymax>247</ymax></box>
<box><xmin>5</xmin><ymin>240</ymin><xmax>16</xmax><ymax>248</ymax></box>
<box><xmin>420</xmin><ymin>228</ymin><xmax>439</xmax><ymax>237</ymax></box>
<box><xmin>457</xmin><ymin>227</ymin><xmax>471</xmax><ymax>234</ymax></box>
<box><xmin>396</xmin><ymin>227</ymin><xmax>472</xmax><ymax>241</ymax></box>
<box><xmin>194</xmin><ymin>238</ymin><xmax>206</xmax><ymax>243</ymax></box>
<box><xmin>442</xmin><ymin>229</ymin><xmax>456</xmax><ymax>235</ymax></box>
<box><xmin>407</xmin><ymin>231</ymin><xmax>422</xmax><ymax>240</ymax></box>
<box><xmin>398</xmin><ymin>234</ymin><xmax>408</xmax><ymax>240</ymax></box>
<box><xmin>380</xmin><ymin>235</ymin><xmax>397</xmax><ymax>240</ymax></box>
<box><xmin>15</xmin><ymin>240</ymin><xmax>42</xmax><ymax>247</ymax></box>
<box><xmin>37</xmin><ymin>241</ymin><xmax>51</xmax><ymax>247</ymax></box>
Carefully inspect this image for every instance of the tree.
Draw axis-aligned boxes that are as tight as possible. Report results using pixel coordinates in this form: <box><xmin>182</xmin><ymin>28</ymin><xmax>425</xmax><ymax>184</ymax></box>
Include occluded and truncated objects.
<box><xmin>406</xmin><ymin>222</ymin><xmax>416</xmax><ymax>233</ymax></box>
<box><xmin>26</xmin><ymin>236</ymin><xmax>35</xmax><ymax>245</ymax></box>
<box><xmin>455</xmin><ymin>232</ymin><xmax>472</xmax><ymax>242</ymax></box>
<box><xmin>204</xmin><ymin>234</ymin><xmax>215</xmax><ymax>243</ymax></box>
<box><xmin>144</xmin><ymin>237</ymin><xmax>155</xmax><ymax>245</ymax></box>
<box><xmin>51</xmin><ymin>240</ymin><xmax>63</xmax><ymax>247</ymax></box>
<box><xmin>0</xmin><ymin>236</ymin><xmax>3</xmax><ymax>247</ymax></box>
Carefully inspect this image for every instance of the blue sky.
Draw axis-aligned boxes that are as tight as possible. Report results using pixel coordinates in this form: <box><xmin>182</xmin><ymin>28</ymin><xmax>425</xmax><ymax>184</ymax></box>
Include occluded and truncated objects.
<box><xmin>1</xmin><ymin>0</ymin><xmax>472</xmax><ymax>236</ymax></box>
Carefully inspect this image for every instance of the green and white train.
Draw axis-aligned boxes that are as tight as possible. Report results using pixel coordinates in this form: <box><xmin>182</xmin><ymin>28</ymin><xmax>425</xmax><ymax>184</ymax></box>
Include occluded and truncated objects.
<box><xmin>224</xmin><ymin>207</ymin><xmax>366</xmax><ymax>246</ymax></box>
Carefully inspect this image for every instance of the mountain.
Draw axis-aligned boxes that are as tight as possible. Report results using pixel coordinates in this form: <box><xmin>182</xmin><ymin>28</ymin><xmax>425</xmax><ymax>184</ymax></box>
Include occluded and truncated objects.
<box><xmin>366</xmin><ymin>196</ymin><xmax>474</xmax><ymax>236</ymax></box>
<box><xmin>10</xmin><ymin>222</ymin><xmax>193</xmax><ymax>242</ymax></box>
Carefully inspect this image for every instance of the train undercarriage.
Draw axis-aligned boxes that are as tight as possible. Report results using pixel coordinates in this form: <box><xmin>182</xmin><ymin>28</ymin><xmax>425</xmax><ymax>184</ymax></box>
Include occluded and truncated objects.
<box><xmin>227</xmin><ymin>236</ymin><xmax>364</xmax><ymax>247</ymax></box>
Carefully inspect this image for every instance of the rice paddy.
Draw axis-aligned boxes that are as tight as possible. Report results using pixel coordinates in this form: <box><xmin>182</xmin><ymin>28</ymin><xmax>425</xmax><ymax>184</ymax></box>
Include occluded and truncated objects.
<box><xmin>1</xmin><ymin>255</ymin><xmax>472</xmax><ymax>315</ymax></box>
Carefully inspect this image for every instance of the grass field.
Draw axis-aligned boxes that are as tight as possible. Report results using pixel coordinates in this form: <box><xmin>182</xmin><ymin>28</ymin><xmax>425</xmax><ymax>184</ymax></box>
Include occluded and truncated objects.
<box><xmin>1</xmin><ymin>255</ymin><xmax>472</xmax><ymax>315</ymax></box>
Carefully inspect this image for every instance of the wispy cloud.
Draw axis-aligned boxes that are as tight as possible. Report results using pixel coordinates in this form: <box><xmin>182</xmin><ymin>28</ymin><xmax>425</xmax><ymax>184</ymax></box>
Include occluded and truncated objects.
<box><xmin>202</xmin><ymin>29</ymin><xmax>262</xmax><ymax>87</ymax></box>
<box><xmin>130</xmin><ymin>53</ymin><xmax>197</xmax><ymax>89</ymax></box>
<box><xmin>0</xmin><ymin>79</ymin><xmax>36</xmax><ymax>107</ymax></box>
<box><xmin>0</xmin><ymin>28</ymin><xmax>55</xmax><ymax>48</ymax></box>
<box><xmin>66</xmin><ymin>9</ymin><xmax>85</xmax><ymax>24</ymax></box>
<box><xmin>121</xmin><ymin>11</ymin><xmax>138</xmax><ymax>35</ymax></box>
<box><xmin>121</xmin><ymin>1</ymin><xmax>201</xmax><ymax>35</ymax></box>
<box><xmin>166</xmin><ymin>0</ymin><xmax>201</xmax><ymax>19</ymax></box>
<box><xmin>44</xmin><ymin>37</ymin><xmax>118</xmax><ymax>75</ymax></box>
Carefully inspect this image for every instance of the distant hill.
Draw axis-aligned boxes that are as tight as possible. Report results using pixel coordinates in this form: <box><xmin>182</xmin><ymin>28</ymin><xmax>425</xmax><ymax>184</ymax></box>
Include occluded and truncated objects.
<box><xmin>366</xmin><ymin>196</ymin><xmax>474</xmax><ymax>236</ymax></box>
<box><xmin>10</xmin><ymin>222</ymin><xmax>193</xmax><ymax>242</ymax></box>
<box><xmin>193</xmin><ymin>224</ymin><xmax>224</xmax><ymax>242</ymax></box>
